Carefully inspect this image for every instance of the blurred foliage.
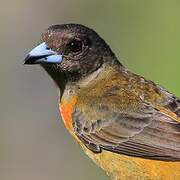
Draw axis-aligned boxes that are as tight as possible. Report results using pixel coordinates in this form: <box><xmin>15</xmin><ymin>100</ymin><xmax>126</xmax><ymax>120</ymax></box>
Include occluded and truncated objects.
<box><xmin>0</xmin><ymin>1</ymin><xmax>179</xmax><ymax>180</ymax></box>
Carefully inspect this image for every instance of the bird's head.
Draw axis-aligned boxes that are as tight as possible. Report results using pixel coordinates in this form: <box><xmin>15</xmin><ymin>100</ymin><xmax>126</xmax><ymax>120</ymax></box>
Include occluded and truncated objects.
<box><xmin>24</xmin><ymin>24</ymin><xmax>118</xmax><ymax>87</ymax></box>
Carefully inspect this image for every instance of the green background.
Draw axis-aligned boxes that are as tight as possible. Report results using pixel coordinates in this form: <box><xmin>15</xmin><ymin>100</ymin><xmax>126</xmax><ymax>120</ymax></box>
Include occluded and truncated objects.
<box><xmin>0</xmin><ymin>1</ymin><xmax>179</xmax><ymax>180</ymax></box>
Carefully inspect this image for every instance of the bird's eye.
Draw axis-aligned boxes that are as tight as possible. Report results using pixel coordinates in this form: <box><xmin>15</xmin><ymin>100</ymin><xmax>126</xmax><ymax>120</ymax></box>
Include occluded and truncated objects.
<box><xmin>69</xmin><ymin>40</ymin><xmax>82</xmax><ymax>53</ymax></box>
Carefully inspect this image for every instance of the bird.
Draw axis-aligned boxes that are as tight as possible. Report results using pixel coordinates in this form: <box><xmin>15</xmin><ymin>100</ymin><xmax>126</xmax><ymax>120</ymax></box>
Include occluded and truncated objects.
<box><xmin>24</xmin><ymin>24</ymin><xmax>180</xmax><ymax>180</ymax></box>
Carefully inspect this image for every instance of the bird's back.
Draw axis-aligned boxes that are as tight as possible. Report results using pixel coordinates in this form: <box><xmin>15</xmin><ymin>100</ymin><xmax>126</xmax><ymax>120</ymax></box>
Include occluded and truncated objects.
<box><xmin>60</xmin><ymin>63</ymin><xmax>180</xmax><ymax>180</ymax></box>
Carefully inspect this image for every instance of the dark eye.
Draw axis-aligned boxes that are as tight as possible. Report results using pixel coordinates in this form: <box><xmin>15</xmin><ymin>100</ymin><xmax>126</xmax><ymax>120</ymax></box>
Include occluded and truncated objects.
<box><xmin>69</xmin><ymin>40</ymin><xmax>82</xmax><ymax>53</ymax></box>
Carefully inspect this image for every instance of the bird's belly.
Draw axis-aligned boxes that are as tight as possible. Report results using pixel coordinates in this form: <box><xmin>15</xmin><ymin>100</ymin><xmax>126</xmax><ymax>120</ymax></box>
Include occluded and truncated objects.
<box><xmin>82</xmin><ymin>145</ymin><xmax>180</xmax><ymax>180</ymax></box>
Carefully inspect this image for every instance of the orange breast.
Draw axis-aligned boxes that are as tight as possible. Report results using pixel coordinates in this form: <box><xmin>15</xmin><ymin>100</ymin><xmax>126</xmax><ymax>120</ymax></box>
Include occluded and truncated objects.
<box><xmin>59</xmin><ymin>96</ymin><xmax>77</xmax><ymax>131</ymax></box>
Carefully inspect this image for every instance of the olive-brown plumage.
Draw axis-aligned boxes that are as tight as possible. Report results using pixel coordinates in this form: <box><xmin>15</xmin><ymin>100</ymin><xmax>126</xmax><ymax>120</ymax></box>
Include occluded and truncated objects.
<box><xmin>25</xmin><ymin>24</ymin><xmax>180</xmax><ymax>180</ymax></box>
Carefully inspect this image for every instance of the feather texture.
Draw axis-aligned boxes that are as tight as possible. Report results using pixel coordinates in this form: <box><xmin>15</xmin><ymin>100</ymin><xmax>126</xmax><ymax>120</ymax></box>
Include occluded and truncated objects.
<box><xmin>72</xmin><ymin>64</ymin><xmax>180</xmax><ymax>161</ymax></box>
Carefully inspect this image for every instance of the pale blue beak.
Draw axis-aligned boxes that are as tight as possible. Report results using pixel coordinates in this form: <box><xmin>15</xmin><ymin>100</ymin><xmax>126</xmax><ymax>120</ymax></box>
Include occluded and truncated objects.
<box><xmin>24</xmin><ymin>42</ymin><xmax>63</xmax><ymax>64</ymax></box>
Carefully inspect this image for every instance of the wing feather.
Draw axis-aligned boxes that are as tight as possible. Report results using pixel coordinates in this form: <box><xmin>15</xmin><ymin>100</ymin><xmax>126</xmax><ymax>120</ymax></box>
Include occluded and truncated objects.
<box><xmin>72</xmin><ymin>102</ymin><xmax>180</xmax><ymax>161</ymax></box>
<box><xmin>72</xmin><ymin>76</ymin><xmax>180</xmax><ymax>161</ymax></box>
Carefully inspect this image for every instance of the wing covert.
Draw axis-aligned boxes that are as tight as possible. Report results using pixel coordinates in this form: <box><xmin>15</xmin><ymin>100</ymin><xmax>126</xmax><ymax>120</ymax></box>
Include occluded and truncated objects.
<box><xmin>72</xmin><ymin>101</ymin><xmax>180</xmax><ymax>161</ymax></box>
